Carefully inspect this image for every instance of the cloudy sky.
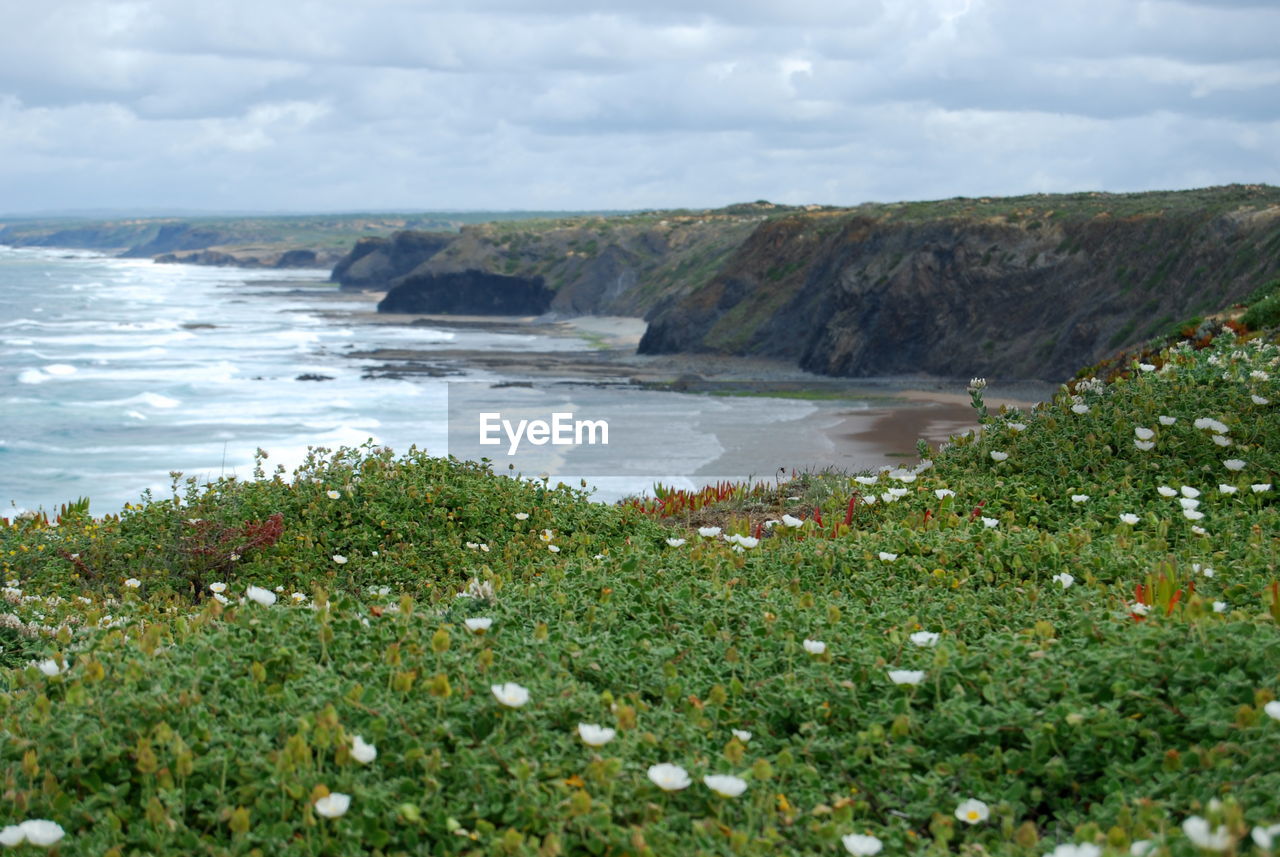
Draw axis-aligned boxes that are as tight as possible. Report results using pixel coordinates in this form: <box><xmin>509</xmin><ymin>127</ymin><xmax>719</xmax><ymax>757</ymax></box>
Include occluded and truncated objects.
<box><xmin>1</xmin><ymin>0</ymin><xmax>1277</xmax><ymax>214</ymax></box>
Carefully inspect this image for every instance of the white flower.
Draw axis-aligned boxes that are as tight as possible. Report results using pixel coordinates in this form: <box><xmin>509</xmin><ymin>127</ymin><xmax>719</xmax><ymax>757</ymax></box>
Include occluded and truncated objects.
<box><xmin>0</xmin><ymin>826</ymin><xmax>24</xmax><ymax>847</ymax></box>
<box><xmin>1134</xmin><ymin>441</ymin><xmax>1154</xmax><ymax>451</ymax></box>
<box><xmin>1119</xmin><ymin>513</ymin><xmax>1140</xmax><ymax>525</ymax></box>
<box><xmin>213</xmin><ymin>593</ymin><xmax>230</xmax><ymax>605</ymax></box>
<box><xmin>878</xmin><ymin>552</ymin><xmax>898</xmax><ymax>562</ymax></box>
<box><xmin>803</xmin><ymin>639</ymin><xmax>827</xmax><ymax>655</ymax></box>
<box><xmin>665</xmin><ymin>538</ymin><xmax>686</xmax><ymax>547</ymax></box>
<box><xmin>209</xmin><ymin>582</ymin><xmax>227</xmax><ymax>593</ymax></box>
<box><xmin>890</xmin><ymin>470</ymin><xmax>917</xmax><ymax>483</ymax></box>
<box><xmin>1071</xmin><ymin>403</ymin><xmax>1090</xmax><ymax>414</ymax></box>
<box><xmin>1251</xmin><ymin>370</ymin><xmax>1270</xmax><ymax>381</ymax></box>
<box><xmin>935</xmin><ymin>489</ymin><xmax>956</xmax><ymax>499</ymax></box>
<box><xmin>1219</xmin><ymin>484</ymin><xmax>1238</xmax><ymax>494</ymax></box>
<box><xmin>1050</xmin><ymin>845</ymin><xmax>1101</xmax><ymax>857</ymax></box>
<box><xmin>464</xmin><ymin>618</ymin><xmax>493</xmax><ymax>633</ymax></box>
<box><xmin>491</xmin><ymin>682</ymin><xmax>530</xmax><ymax>708</ymax></box>
<box><xmin>981</xmin><ymin>517</ymin><xmax>999</xmax><ymax>528</ymax></box>
<box><xmin>698</xmin><ymin>527</ymin><xmax>721</xmax><ymax>538</ymax></box>
<box><xmin>1138</xmin><ymin>363</ymin><xmax>1156</xmax><ymax>372</ymax></box>
<box><xmin>910</xmin><ymin>631</ymin><xmax>940</xmax><ymax>647</ymax></box>
<box><xmin>1052</xmin><ymin>572</ymin><xmax>1074</xmax><ymax>589</ymax></box>
<box><xmin>1130</xmin><ymin>840</ymin><xmax>1156</xmax><ymax>857</ymax></box>
<box><xmin>332</xmin><ymin>554</ymin><xmax>347</xmax><ymax>564</ymax></box>
<box><xmin>1213</xmin><ymin>601</ymin><xmax>1227</xmax><ymax>613</ymax></box>
<box><xmin>955</xmin><ymin>798</ymin><xmax>990</xmax><ymax>824</ymax></box>
<box><xmin>1132</xmin><ymin>603</ymin><xmax>1151</xmax><ymax>616</ymax></box>
<box><xmin>1183</xmin><ymin>509</ymin><xmax>1205</xmax><ymax>521</ymax></box>
<box><xmin>124</xmin><ymin>578</ymin><xmax>141</xmax><ymax>589</ymax></box>
<box><xmin>1157</xmin><ymin>486</ymin><xmax>1178</xmax><ymax>497</ymax></box>
<box><xmin>245</xmin><ymin>585</ymin><xmax>277</xmax><ymax>606</ymax></box>
<box><xmin>862</xmin><ymin>494</ymin><xmax>877</xmax><ymax>505</ymax></box>
<box><xmin>1253</xmin><ymin>824</ymin><xmax>1280</xmax><ymax>850</ymax></box>
<box><xmin>1252</xmin><ymin>394</ymin><xmax>1270</xmax><ymax>405</ymax></box>
<box><xmin>314</xmin><ymin>792</ymin><xmax>351</xmax><ymax>818</ymax></box>
<box><xmin>1265</xmin><ymin>700</ymin><xmax>1280</xmax><ymax>721</ymax></box>
<box><xmin>514</xmin><ymin>512</ymin><xmax>529</xmax><ymax>520</ymax></box>
<box><xmin>1134</xmin><ymin>427</ymin><xmax>1154</xmax><ymax>440</ymax></box>
<box><xmin>703</xmin><ymin>774</ymin><xmax>748</xmax><ymax>798</ymax></box>
<box><xmin>1158</xmin><ymin>415</ymin><xmax>1177</xmax><ymax>425</ymax></box>
<box><xmin>647</xmin><ymin>763</ymin><xmax>691</xmax><ymax>791</ymax></box>
<box><xmin>854</xmin><ymin>475</ymin><xmax>879</xmax><ymax>485</ymax></box>
<box><xmin>37</xmin><ymin>658</ymin><xmax>67</xmax><ymax>677</ymax></box>
<box><xmin>1191</xmin><ymin>525</ymin><xmax>1208</xmax><ymax>536</ymax></box>
<box><xmin>1183</xmin><ymin>816</ymin><xmax>1231</xmax><ymax>851</ymax></box>
<box><xmin>540</xmin><ymin>529</ymin><xmax>555</xmax><ymax>542</ymax></box>
<box><xmin>731</xmin><ymin>729</ymin><xmax>752</xmax><ymax>742</ymax></box>
<box><xmin>842</xmin><ymin>833</ymin><xmax>884</xmax><ymax>856</ymax></box>
<box><xmin>1007</xmin><ymin>422</ymin><xmax>1027</xmax><ymax>432</ymax></box>
<box><xmin>1193</xmin><ymin>564</ymin><xmax>1215</xmax><ymax>578</ymax></box>
<box><xmin>727</xmin><ymin>535</ymin><xmax>759</xmax><ymax>549</ymax></box>
<box><xmin>291</xmin><ymin>592</ymin><xmax>307</xmax><ymax>603</ymax></box>
<box><xmin>327</xmin><ymin>490</ymin><xmax>341</xmax><ymax>499</ymax></box>
<box><xmin>1180</xmin><ymin>485</ymin><xmax>1200</xmax><ymax>498</ymax></box>
<box><xmin>1223</xmin><ymin>459</ymin><xmax>1246</xmax><ymax>471</ymax></box>
<box><xmin>990</xmin><ymin>451</ymin><xmax>1008</xmax><ymax>462</ymax></box>
<box><xmin>967</xmin><ymin>378</ymin><xmax>987</xmax><ymax>391</ymax></box>
<box><xmin>547</xmin><ymin>544</ymin><xmax>560</xmax><ymax>553</ymax></box>
<box><xmin>887</xmin><ymin>487</ymin><xmax>909</xmax><ymax>498</ymax></box>
<box><xmin>1211</xmin><ymin>435</ymin><xmax>1231</xmax><ymax>447</ymax></box>
<box><xmin>1253</xmin><ymin>483</ymin><xmax>1273</xmax><ymax>493</ymax></box>
<box><xmin>1194</xmin><ymin>417</ymin><xmax>1229</xmax><ymax>434</ymax></box>
<box><xmin>888</xmin><ymin>669</ymin><xmax>925</xmax><ymax>685</ymax></box>
<box><xmin>350</xmin><ymin>735</ymin><xmax>377</xmax><ymax>764</ymax></box>
<box><xmin>1070</xmin><ymin>494</ymin><xmax>1089</xmax><ymax>504</ymax></box>
<box><xmin>577</xmin><ymin>723</ymin><xmax>616</xmax><ymax>747</ymax></box>
<box><xmin>781</xmin><ymin>514</ymin><xmax>805</xmax><ymax>527</ymax></box>
<box><xmin>1179</xmin><ymin>497</ymin><xmax>1200</xmax><ymax>510</ymax></box>
<box><xmin>13</xmin><ymin>820</ymin><xmax>65</xmax><ymax>847</ymax></box>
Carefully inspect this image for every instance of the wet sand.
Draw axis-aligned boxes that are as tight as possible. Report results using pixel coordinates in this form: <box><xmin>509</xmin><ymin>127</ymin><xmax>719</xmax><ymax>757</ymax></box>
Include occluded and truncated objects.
<box><xmin>310</xmin><ymin>292</ymin><xmax>1052</xmax><ymax>474</ymax></box>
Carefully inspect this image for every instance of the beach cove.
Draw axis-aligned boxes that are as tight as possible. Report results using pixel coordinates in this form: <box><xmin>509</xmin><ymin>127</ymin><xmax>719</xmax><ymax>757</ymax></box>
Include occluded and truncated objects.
<box><xmin>0</xmin><ymin>247</ymin><xmax>1052</xmax><ymax>516</ymax></box>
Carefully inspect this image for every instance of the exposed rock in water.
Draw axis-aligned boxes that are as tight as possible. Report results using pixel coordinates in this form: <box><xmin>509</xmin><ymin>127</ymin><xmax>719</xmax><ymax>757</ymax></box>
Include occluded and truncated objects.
<box><xmin>379</xmin><ymin>271</ymin><xmax>554</xmax><ymax>315</ymax></box>
<box><xmin>295</xmin><ymin>373</ymin><xmax>335</xmax><ymax>381</ymax></box>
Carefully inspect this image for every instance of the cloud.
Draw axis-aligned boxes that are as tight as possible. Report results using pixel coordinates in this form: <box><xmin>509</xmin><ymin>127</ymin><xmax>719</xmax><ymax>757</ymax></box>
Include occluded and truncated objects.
<box><xmin>0</xmin><ymin>0</ymin><xmax>1276</xmax><ymax>212</ymax></box>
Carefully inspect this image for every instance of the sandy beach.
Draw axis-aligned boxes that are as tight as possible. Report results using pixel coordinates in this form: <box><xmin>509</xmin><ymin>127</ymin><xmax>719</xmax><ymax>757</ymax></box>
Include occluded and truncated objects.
<box><xmin>325</xmin><ymin>302</ymin><xmax>1055</xmax><ymax>477</ymax></box>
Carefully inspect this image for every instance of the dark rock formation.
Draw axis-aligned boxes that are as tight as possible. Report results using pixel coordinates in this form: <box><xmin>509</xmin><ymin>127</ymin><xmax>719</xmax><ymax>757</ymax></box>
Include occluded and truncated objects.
<box><xmin>331</xmin><ymin>231</ymin><xmax>454</xmax><ymax>290</ymax></box>
<box><xmin>121</xmin><ymin>224</ymin><xmax>226</xmax><ymax>258</ymax></box>
<box><xmin>378</xmin><ymin>271</ymin><xmax>554</xmax><ymax>315</ymax></box>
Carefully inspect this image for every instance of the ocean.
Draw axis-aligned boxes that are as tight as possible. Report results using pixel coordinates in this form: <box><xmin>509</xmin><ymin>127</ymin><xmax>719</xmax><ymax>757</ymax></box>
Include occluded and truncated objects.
<box><xmin>1</xmin><ymin>247</ymin><xmax>887</xmax><ymax>516</ymax></box>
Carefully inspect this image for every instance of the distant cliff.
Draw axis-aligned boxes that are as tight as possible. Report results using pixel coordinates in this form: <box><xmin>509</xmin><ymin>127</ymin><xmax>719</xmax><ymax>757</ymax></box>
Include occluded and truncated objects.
<box><xmin>341</xmin><ymin>207</ymin><xmax>777</xmax><ymax>316</ymax></box>
<box><xmin>639</xmin><ymin>186</ymin><xmax>1280</xmax><ymax>380</ymax></box>
<box><xmin>332</xmin><ymin>187</ymin><xmax>1280</xmax><ymax>380</ymax></box>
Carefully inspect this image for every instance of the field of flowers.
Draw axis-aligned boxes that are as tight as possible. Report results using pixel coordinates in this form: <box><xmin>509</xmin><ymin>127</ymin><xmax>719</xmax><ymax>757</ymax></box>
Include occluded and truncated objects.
<box><xmin>2</xmin><ymin>331</ymin><xmax>1278</xmax><ymax>856</ymax></box>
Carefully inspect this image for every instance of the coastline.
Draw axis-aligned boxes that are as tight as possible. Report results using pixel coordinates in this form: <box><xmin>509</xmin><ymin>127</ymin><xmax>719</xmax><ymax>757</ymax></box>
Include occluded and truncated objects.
<box><xmin>319</xmin><ymin>298</ymin><xmax>1055</xmax><ymax>476</ymax></box>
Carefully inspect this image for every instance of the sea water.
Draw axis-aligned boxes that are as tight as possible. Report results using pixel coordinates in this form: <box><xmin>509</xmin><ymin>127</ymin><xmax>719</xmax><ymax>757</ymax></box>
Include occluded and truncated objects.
<box><xmin>2</xmin><ymin>247</ymin><xmax>871</xmax><ymax>515</ymax></box>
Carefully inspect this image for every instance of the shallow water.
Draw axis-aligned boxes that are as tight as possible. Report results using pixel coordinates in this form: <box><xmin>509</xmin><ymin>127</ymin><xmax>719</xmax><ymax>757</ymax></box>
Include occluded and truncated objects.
<box><xmin>1</xmin><ymin>248</ymin><xmax>900</xmax><ymax>515</ymax></box>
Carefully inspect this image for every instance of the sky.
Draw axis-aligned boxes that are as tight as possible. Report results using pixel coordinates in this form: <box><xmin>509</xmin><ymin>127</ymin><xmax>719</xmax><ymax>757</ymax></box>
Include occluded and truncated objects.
<box><xmin>1</xmin><ymin>0</ymin><xmax>1278</xmax><ymax>214</ymax></box>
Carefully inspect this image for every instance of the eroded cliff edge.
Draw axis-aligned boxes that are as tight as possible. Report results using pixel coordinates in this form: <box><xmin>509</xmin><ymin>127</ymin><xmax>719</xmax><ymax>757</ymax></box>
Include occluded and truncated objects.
<box><xmin>338</xmin><ymin>186</ymin><xmax>1280</xmax><ymax>381</ymax></box>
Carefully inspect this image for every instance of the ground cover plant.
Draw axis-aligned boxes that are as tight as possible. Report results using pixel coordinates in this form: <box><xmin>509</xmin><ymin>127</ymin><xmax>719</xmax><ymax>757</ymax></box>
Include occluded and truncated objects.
<box><xmin>2</xmin><ymin>331</ymin><xmax>1279</xmax><ymax>856</ymax></box>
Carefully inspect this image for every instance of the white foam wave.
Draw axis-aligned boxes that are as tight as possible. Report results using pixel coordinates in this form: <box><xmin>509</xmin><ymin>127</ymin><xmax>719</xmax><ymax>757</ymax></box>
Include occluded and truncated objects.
<box><xmin>17</xmin><ymin>369</ymin><xmax>48</xmax><ymax>384</ymax></box>
<box><xmin>43</xmin><ymin>363</ymin><xmax>77</xmax><ymax>376</ymax></box>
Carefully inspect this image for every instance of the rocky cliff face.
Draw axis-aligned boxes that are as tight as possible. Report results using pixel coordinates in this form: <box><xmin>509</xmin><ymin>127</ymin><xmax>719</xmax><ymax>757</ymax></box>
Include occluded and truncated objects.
<box><xmin>639</xmin><ymin>188</ymin><xmax>1280</xmax><ymax>381</ymax></box>
<box><xmin>331</xmin><ymin>231</ymin><xmax>454</xmax><ymax>289</ymax></box>
<box><xmin>378</xmin><ymin>271</ymin><xmax>554</xmax><ymax>315</ymax></box>
<box><xmin>333</xmin><ymin>208</ymin><xmax>772</xmax><ymax>314</ymax></box>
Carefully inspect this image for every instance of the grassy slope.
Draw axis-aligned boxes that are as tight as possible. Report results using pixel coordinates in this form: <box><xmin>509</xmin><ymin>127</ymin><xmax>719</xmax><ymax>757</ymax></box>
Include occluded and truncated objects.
<box><xmin>2</xmin><ymin>336</ymin><xmax>1280</xmax><ymax>856</ymax></box>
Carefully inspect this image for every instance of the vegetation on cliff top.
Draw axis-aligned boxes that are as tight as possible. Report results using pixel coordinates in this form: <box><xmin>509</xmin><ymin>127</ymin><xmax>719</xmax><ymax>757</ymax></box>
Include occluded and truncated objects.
<box><xmin>3</xmin><ymin>322</ymin><xmax>1279</xmax><ymax>856</ymax></box>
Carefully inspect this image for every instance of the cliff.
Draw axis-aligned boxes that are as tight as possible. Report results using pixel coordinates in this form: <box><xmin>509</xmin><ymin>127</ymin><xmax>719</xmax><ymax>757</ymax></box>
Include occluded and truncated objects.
<box><xmin>638</xmin><ymin>186</ymin><xmax>1280</xmax><ymax>381</ymax></box>
<box><xmin>335</xmin><ymin>187</ymin><xmax>1280</xmax><ymax>381</ymax></box>
<box><xmin>342</xmin><ymin>206</ymin><xmax>787</xmax><ymax>316</ymax></box>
